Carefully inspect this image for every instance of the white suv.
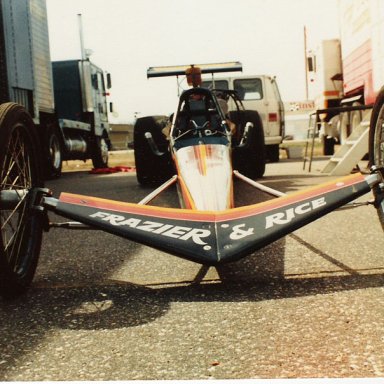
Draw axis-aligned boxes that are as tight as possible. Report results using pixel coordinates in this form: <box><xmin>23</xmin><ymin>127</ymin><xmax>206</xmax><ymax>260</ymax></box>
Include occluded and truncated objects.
<box><xmin>202</xmin><ymin>75</ymin><xmax>285</xmax><ymax>162</ymax></box>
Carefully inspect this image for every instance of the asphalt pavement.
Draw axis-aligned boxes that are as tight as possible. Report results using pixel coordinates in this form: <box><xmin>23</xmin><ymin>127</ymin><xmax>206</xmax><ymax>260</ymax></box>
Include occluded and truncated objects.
<box><xmin>0</xmin><ymin>154</ymin><xmax>383</xmax><ymax>381</ymax></box>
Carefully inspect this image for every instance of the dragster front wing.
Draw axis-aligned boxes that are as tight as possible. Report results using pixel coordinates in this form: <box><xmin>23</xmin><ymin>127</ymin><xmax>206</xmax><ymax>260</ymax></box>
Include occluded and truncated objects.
<box><xmin>53</xmin><ymin>174</ymin><xmax>372</xmax><ymax>265</ymax></box>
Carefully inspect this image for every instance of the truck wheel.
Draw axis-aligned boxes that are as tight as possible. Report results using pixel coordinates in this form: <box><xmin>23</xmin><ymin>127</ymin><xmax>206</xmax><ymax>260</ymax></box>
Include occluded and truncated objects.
<box><xmin>339</xmin><ymin>112</ymin><xmax>349</xmax><ymax>145</ymax></box>
<box><xmin>134</xmin><ymin>116</ymin><xmax>173</xmax><ymax>186</ymax></box>
<box><xmin>350</xmin><ymin>102</ymin><xmax>362</xmax><ymax>132</ymax></box>
<box><xmin>266</xmin><ymin>144</ymin><xmax>280</xmax><ymax>162</ymax></box>
<box><xmin>232</xmin><ymin>110</ymin><xmax>266</xmax><ymax>179</ymax></box>
<box><xmin>46</xmin><ymin>125</ymin><xmax>62</xmax><ymax>178</ymax></box>
<box><xmin>92</xmin><ymin>136</ymin><xmax>109</xmax><ymax>169</ymax></box>
<box><xmin>0</xmin><ymin>103</ymin><xmax>44</xmax><ymax>297</ymax></box>
<box><xmin>323</xmin><ymin>136</ymin><xmax>336</xmax><ymax>156</ymax></box>
<box><xmin>369</xmin><ymin>87</ymin><xmax>384</xmax><ymax>230</ymax></box>
<box><xmin>340</xmin><ymin>103</ymin><xmax>363</xmax><ymax>145</ymax></box>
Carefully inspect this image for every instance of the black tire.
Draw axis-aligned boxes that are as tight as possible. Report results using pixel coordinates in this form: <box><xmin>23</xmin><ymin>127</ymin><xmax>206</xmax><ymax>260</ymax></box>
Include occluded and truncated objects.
<box><xmin>231</xmin><ymin>110</ymin><xmax>266</xmax><ymax>179</ymax></box>
<box><xmin>339</xmin><ymin>102</ymin><xmax>363</xmax><ymax>145</ymax></box>
<box><xmin>0</xmin><ymin>103</ymin><xmax>44</xmax><ymax>297</ymax></box>
<box><xmin>45</xmin><ymin>125</ymin><xmax>63</xmax><ymax>178</ymax></box>
<box><xmin>339</xmin><ymin>111</ymin><xmax>349</xmax><ymax>145</ymax></box>
<box><xmin>369</xmin><ymin>87</ymin><xmax>384</xmax><ymax>230</ymax></box>
<box><xmin>134</xmin><ymin>116</ymin><xmax>173</xmax><ymax>186</ymax></box>
<box><xmin>323</xmin><ymin>136</ymin><xmax>336</xmax><ymax>156</ymax></box>
<box><xmin>266</xmin><ymin>144</ymin><xmax>280</xmax><ymax>162</ymax></box>
<box><xmin>350</xmin><ymin>102</ymin><xmax>363</xmax><ymax>132</ymax></box>
<box><xmin>92</xmin><ymin>136</ymin><xmax>109</xmax><ymax>169</ymax></box>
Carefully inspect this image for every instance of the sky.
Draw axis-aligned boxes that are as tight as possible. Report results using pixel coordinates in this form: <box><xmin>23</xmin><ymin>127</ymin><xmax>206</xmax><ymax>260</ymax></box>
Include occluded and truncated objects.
<box><xmin>45</xmin><ymin>0</ymin><xmax>340</xmax><ymax>123</ymax></box>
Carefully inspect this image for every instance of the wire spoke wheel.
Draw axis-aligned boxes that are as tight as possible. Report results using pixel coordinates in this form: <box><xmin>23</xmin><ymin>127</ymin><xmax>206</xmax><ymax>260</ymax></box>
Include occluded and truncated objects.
<box><xmin>0</xmin><ymin>103</ymin><xmax>44</xmax><ymax>297</ymax></box>
<box><xmin>369</xmin><ymin>89</ymin><xmax>384</xmax><ymax>230</ymax></box>
<box><xmin>372</xmin><ymin>106</ymin><xmax>384</xmax><ymax>167</ymax></box>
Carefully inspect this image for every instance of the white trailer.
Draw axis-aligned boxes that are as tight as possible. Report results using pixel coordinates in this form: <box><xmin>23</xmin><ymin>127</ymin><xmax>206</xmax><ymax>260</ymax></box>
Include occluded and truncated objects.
<box><xmin>307</xmin><ymin>0</ymin><xmax>384</xmax><ymax>147</ymax></box>
<box><xmin>339</xmin><ymin>0</ymin><xmax>384</xmax><ymax>105</ymax></box>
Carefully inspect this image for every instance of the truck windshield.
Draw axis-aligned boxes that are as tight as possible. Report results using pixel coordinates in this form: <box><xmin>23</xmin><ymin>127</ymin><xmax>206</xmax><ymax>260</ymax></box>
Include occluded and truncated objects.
<box><xmin>233</xmin><ymin>78</ymin><xmax>263</xmax><ymax>100</ymax></box>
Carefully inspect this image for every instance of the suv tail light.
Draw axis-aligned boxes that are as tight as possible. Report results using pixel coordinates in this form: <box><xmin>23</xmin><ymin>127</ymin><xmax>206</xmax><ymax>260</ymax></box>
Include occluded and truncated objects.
<box><xmin>268</xmin><ymin>113</ymin><xmax>278</xmax><ymax>122</ymax></box>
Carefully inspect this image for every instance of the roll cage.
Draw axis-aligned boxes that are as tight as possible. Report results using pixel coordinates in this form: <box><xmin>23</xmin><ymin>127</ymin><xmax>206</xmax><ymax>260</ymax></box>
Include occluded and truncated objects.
<box><xmin>207</xmin><ymin>89</ymin><xmax>245</xmax><ymax>111</ymax></box>
<box><xmin>170</xmin><ymin>88</ymin><xmax>231</xmax><ymax>148</ymax></box>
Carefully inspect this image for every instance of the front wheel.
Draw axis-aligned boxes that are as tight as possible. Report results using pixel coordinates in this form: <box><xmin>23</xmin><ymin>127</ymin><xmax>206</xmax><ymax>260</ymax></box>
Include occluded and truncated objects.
<box><xmin>92</xmin><ymin>136</ymin><xmax>109</xmax><ymax>169</ymax></box>
<box><xmin>369</xmin><ymin>87</ymin><xmax>384</xmax><ymax>230</ymax></box>
<box><xmin>0</xmin><ymin>103</ymin><xmax>44</xmax><ymax>297</ymax></box>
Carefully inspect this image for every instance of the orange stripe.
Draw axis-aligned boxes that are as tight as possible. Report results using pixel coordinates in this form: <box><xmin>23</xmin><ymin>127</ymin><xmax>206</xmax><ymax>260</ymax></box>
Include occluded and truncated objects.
<box><xmin>172</xmin><ymin>154</ymin><xmax>196</xmax><ymax>209</ymax></box>
<box><xmin>228</xmin><ymin>178</ymin><xmax>234</xmax><ymax>208</ymax></box>
<box><xmin>194</xmin><ymin>145</ymin><xmax>207</xmax><ymax>176</ymax></box>
<box><xmin>178</xmin><ymin>174</ymin><xmax>196</xmax><ymax>209</ymax></box>
<box><xmin>200</xmin><ymin>145</ymin><xmax>207</xmax><ymax>176</ymax></box>
<box><xmin>59</xmin><ymin>173</ymin><xmax>366</xmax><ymax>223</ymax></box>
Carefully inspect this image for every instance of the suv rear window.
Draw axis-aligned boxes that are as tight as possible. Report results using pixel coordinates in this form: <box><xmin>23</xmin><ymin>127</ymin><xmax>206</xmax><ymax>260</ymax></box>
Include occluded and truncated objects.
<box><xmin>233</xmin><ymin>78</ymin><xmax>263</xmax><ymax>100</ymax></box>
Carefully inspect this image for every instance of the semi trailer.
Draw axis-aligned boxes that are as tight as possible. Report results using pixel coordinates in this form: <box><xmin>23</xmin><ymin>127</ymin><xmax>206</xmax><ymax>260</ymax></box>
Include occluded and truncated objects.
<box><xmin>307</xmin><ymin>0</ymin><xmax>384</xmax><ymax>153</ymax></box>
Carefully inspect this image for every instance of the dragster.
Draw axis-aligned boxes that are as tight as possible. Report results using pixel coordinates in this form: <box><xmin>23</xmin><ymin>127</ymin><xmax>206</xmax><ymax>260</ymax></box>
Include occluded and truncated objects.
<box><xmin>0</xmin><ymin>62</ymin><xmax>384</xmax><ymax>298</ymax></box>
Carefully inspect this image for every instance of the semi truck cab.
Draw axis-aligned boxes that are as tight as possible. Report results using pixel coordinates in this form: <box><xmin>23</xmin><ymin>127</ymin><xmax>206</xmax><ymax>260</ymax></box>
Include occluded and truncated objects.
<box><xmin>0</xmin><ymin>0</ymin><xmax>112</xmax><ymax>178</ymax></box>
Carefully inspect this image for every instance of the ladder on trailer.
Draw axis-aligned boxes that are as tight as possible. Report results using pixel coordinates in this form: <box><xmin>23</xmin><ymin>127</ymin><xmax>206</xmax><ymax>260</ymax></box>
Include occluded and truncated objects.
<box><xmin>303</xmin><ymin>105</ymin><xmax>373</xmax><ymax>175</ymax></box>
<box><xmin>303</xmin><ymin>113</ymin><xmax>320</xmax><ymax>172</ymax></box>
<box><xmin>321</xmin><ymin>118</ymin><xmax>370</xmax><ymax>175</ymax></box>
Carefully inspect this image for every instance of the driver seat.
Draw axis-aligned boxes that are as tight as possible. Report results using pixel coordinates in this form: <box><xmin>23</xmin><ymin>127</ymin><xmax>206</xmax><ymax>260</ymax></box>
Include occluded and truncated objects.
<box><xmin>189</xmin><ymin>99</ymin><xmax>209</xmax><ymax>127</ymax></box>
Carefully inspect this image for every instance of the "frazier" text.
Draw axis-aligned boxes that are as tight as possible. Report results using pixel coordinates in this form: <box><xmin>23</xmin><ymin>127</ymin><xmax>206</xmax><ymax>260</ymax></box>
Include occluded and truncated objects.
<box><xmin>89</xmin><ymin>211</ymin><xmax>211</xmax><ymax>245</ymax></box>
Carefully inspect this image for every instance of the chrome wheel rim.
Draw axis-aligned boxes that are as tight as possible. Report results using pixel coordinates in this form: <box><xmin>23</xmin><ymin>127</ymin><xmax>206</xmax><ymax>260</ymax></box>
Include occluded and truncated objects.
<box><xmin>100</xmin><ymin>138</ymin><xmax>109</xmax><ymax>164</ymax></box>
<box><xmin>49</xmin><ymin>134</ymin><xmax>61</xmax><ymax>170</ymax></box>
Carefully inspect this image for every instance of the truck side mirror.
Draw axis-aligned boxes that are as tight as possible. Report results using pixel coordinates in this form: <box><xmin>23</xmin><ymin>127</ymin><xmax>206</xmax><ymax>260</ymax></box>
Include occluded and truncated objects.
<box><xmin>107</xmin><ymin>73</ymin><xmax>112</xmax><ymax>89</ymax></box>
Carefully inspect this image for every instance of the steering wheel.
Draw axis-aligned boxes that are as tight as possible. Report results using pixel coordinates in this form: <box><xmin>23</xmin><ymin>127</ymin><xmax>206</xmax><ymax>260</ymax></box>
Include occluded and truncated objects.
<box><xmin>174</xmin><ymin>119</ymin><xmax>226</xmax><ymax>141</ymax></box>
<box><xmin>189</xmin><ymin>120</ymin><xmax>210</xmax><ymax>130</ymax></box>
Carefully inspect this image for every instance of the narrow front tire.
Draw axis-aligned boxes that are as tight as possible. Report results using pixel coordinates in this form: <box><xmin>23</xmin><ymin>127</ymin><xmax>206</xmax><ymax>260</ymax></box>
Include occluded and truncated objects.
<box><xmin>0</xmin><ymin>103</ymin><xmax>44</xmax><ymax>297</ymax></box>
<box><xmin>369</xmin><ymin>87</ymin><xmax>384</xmax><ymax>230</ymax></box>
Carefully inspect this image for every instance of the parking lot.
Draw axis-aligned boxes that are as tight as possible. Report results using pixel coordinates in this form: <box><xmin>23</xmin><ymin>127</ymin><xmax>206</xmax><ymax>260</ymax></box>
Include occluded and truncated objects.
<box><xmin>0</xmin><ymin>155</ymin><xmax>383</xmax><ymax>380</ymax></box>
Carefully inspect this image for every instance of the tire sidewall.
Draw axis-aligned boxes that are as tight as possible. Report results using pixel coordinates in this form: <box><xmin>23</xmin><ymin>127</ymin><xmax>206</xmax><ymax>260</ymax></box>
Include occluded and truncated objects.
<box><xmin>369</xmin><ymin>88</ymin><xmax>384</xmax><ymax>230</ymax></box>
<box><xmin>134</xmin><ymin>116</ymin><xmax>173</xmax><ymax>186</ymax></box>
<box><xmin>232</xmin><ymin>110</ymin><xmax>266</xmax><ymax>179</ymax></box>
<box><xmin>369</xmin><ymin>87</ymin><xmax>384</xmax><ymax>166</ymax></box>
